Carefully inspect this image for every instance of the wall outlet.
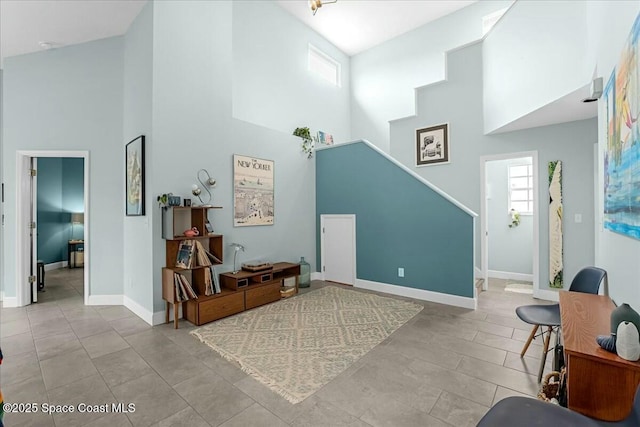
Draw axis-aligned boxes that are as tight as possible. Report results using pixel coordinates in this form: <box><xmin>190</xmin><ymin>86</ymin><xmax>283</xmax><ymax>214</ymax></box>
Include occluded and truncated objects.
<box><xmin>575</xmin><ymin>213</ymin><xmax>582</xmax><ymax>223</ymax></box>
<box><xmin>398</xmin><ymin>267</ymin><xmax>405</xmax><ymax>278</ymax></box>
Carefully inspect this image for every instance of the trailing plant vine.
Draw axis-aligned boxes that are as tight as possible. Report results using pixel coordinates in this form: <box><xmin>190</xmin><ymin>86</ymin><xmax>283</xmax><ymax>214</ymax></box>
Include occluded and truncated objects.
<box><xmin>293</xmin><ymin>127</ymin><xmax>317</xmax><ymax>159</ymax></box>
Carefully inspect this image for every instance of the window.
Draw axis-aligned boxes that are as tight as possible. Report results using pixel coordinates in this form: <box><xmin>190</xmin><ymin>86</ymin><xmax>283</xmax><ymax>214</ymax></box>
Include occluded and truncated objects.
<box><xmin>482</xmin><ymin>7</ymin><xmax>508</xmax><ymax>37</ymax></box>
<box><xmin>508</xmin><ymin>164</ymin><xmax>533</xmax><ymax>214</ymax></box>
<box><xmin>308</xmin><ymin>44</ymin><xmax>341</xmax><ymax>87</ymax></box>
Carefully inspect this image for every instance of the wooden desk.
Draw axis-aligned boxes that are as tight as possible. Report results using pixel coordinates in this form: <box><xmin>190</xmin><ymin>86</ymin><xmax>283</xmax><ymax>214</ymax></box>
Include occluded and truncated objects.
<box><xmin>560</xmin><ymin>291</ymin><xmax>640</xmax><ymax>421</ymax></box>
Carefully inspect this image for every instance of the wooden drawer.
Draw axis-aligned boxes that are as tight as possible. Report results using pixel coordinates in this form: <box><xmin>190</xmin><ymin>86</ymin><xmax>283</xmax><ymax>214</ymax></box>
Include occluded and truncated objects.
<box><xmin>187</xmin><ymin>292</ymin><xmax>245</xmax><ymax>325</ymax></box>
<box><xmin>246</xmin><ymin>281</ymin><xmax>281</xmax><ymax>309</ymax></box>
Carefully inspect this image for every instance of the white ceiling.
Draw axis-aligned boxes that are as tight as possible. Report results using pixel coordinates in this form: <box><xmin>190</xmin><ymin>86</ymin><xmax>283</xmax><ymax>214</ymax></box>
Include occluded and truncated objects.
<box><xmin>276</xmin><ymin>0</ymin><xmax>476</xmax><ymax>56</ymax></box>
<box><xmin>0</xmin><ymin>0</ymin><xmax>147</xmax><ymax>68</ymax></box>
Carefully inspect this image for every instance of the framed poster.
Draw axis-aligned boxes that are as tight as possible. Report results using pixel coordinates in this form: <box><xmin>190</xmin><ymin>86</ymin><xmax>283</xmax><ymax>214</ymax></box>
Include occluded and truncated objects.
<box><xmin>416</xmin><ymin>123</ymin><xmax>449</xmax><ymax>167</ymax></box>
<box><xmin>233</xmin><ymin>155</ymin><xmax>274</xmax><ymax>226</ymax></box>
<box><xmin>125</xmin><ymin>135</ymin><xmax>145</xmax><ymax>216</ymax></box>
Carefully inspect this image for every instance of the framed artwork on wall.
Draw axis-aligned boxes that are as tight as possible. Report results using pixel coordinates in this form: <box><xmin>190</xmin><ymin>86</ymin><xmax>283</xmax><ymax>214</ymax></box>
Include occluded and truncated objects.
<box><xmin>415</xmin><ymin>123</ymin><xmax>449</xmax><ymax>167</ymax></box>
<box><xmin>603</xmin><ymin>13</ymin><xmax>640</xmax><ymax>240</ymax></box>
<box><xmin>125</xmin><ymin>135</ymin><xmax>145</xmax><ymax>216</ymax></box>
<box><xmin>233</xmin><ymin>154</ymin><xmax>274</xmax><ymax>227</ymax></box>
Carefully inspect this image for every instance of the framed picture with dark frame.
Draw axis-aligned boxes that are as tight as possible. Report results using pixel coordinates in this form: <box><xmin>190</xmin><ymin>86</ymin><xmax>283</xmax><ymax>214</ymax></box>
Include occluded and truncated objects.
<box><xmin>415</xmin><ymin>123</ymin><xmax>449</xmax><ymax>167</ymax></box>
<box><xmin>125</xmin><ymin>135</ymin><xmax>145</xmax><ymax>216</ymax></box>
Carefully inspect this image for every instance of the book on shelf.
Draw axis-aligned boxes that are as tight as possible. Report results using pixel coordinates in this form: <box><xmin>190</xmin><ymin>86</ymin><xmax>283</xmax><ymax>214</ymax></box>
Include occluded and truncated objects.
<box><xmin>212</xmin><ymin>265</ymin><xmax>221</xmax><ymax>294</ymax></box>
<box><xmin>173</xmin><ymin>272</ymin><xmax>197</xmax><ymax>302</ymax></box>
<box><xmin>194</xmin><ymin>240</ymin><xmax>213</xmax><ymax>267</ymax></box>
<box><xmin>175</xmin><ymin>240</ymin><xmax>195</xmax><ymax>268</ymax></box>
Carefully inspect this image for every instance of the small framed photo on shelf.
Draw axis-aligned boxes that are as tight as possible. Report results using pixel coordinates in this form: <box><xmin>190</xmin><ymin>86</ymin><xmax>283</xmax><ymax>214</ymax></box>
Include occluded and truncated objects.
<box><xmin>416</xmin><ymin>123</ymin><xmax>449</xmax><ymax>167</ymax></box>
<box><xmin>318</xmin><ymin>131</ymin><xmax>334</xmax><ymax>145</ymax></box>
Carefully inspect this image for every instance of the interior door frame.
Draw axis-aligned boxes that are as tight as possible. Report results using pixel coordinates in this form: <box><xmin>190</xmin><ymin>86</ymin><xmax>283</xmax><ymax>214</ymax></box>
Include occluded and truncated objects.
<box><xmin>16</xmin><ymin>150</ymin><xmax>90</xmax><ymax>306</ymax></box>
<box><xmin>480</xmin><ymin>151</ymin><xmax>539</xmax><ymax>296</ymax></box>
<box><xmin>320</xmin><ymin>214</ymin><xmax>357</xmax><ymax>285</ymax></box>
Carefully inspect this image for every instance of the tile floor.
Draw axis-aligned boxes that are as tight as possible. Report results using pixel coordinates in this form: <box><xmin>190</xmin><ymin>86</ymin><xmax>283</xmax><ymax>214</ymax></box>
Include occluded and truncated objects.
<box><xmin>0</xmin><ymin>269</ymin><xmax>555</xmax><ymax>427</ymax></box>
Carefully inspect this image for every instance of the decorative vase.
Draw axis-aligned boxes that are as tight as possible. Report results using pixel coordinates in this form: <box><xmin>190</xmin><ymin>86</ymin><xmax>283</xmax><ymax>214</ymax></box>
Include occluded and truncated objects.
<box><xmin>616</xmin><ymin>322</ymin><xmax>640</xmax><ymax>361</ymax></box>
<box><xmin>611</xmin><ymin>303</ymin><xmax>640</xmax><ymax>335</ymax></box>
<box><xmin>299</xmin><ymin>257</ymin><xmax>311</xmax><ymax>288</ymax></box>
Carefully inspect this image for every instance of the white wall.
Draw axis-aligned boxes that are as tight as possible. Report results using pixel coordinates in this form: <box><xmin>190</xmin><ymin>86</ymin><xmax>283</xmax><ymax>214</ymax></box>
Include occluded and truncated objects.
<box><xmin>123</xmin><ymin>2</ymin><xmax>154</xmax><ymax>312</ymax></box>
<box><xmin>592</xmin><ymin>1</ymin><xmax>640</xmax><ymax>310</ymax></box>
<box><xmin>350</xmin><ymin>0</ymin><xmax>512</xmax><ymax>152</ymax></box>
<box><xmin>483</xmin><ymin>1</ymin><xmax>590</xmax><ymax>134</ymax></box>
<box><xmin>151</xmin><ymin>0</ymin><xmax>318</xmax><ymax>314</ymax></box>
<box><xmin>487</xmin><ymin>157</ymin><xmax>533</xmax><ymax>276</ymax></box>
<box><xmin>232</xmin><ymin>0</ymin><xmax>350</xmax><ymax>143</ymax></box>
<box><xmin>390</xmin><ymin>42</ymin><xmax>596</xmax><ymax>292</ymax></box>
<box><xmin>2</xmin><ymin>38</ymin><xmax>125</xmax><ymax>298</ymax></box>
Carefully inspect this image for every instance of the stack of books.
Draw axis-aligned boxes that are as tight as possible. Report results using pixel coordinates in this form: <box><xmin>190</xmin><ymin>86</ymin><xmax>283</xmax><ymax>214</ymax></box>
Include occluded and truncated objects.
<box><xmin>175</xmin><ymin>240</ymin><xmax>223</xmax><ymax>296</ymax></box>
<box><xmin>173</xmin><ymin>272</ymin><xmax>197</xmax><ymax>302</ymax></box>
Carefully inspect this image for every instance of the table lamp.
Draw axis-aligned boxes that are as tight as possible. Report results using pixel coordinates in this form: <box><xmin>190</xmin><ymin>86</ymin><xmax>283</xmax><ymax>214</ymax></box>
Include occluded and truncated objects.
<box><xmin>71</xmin><ymin>213</ymin><xmax>84</xmax><ymax>240</ymax></box>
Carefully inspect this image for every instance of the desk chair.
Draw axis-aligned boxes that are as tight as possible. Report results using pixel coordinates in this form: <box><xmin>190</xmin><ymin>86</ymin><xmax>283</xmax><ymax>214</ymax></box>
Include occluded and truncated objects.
<box><xmin>476</xmin><ymin>382</ymin><xmax>640</xmax><ymax>427</ymax></box>
<box><xmin>516</xmin><ymin>266</ymin><xmax>607</xmax><ymax>382</ymax></box>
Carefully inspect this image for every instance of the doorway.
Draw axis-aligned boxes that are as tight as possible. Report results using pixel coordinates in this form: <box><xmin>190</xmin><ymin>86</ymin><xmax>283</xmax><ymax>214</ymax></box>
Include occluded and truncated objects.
<box><xmin>320</xmin><ymin>214</ymin><xmax>356</xmax><ymax>285</ymax></box>
<box><xmin>480</xmin><ymin>152</ymin><xmax>539</xmax><ymax>297</ymax></box>
<box><xmin>16</xmin><ymin>151</ymin><xmax>89</xmax><ymax>307</ymax></box>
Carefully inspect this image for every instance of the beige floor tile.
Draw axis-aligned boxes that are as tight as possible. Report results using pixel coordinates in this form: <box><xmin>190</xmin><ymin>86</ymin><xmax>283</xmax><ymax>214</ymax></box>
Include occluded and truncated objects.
<box><xmin>360</xmin><ymin>398</ymin><xmax>450</xmax><ymax>427</ymax></box>
<box><xmin>220</xmin><ymin>403</ymin><xmax>289</xmax><ymax>427</ymax></box>
<box><xmin>430</xmin><ymin>390</ymin><xmax>490</xmax><ymax>427</ymax></box>
<box><xmin>81</xmin><ymin>330</ymin><xmax>130</xmax><ymax>359</ymax></box>
<box><xmin>152</xmin><ymin>407</ymin><xmax>209</xmax><ymax>427</ymax></box>
<box><xmin>40</xmin><ymin>347</ymin><xmax>98</xmax><ymax>390</ymax></box>
<box><xmin>492</xmin><ymin>386</ymin><xmax>532</xmax><ymax>405</ymax></box>
<box><xmin>1</xmin><ymin>331</ymin><xmax>36</xmax><ymax>356</ymax></box>
<box><xmin>174</xmin><ymin>370</ymin><xmax>255</xmax><ymax>426</ymax></box>
<box><xmin>290</xmin><ymin>400</ymin><xmax>372</xmax><ymax>427</ymax></box>
<box><xmin>457</xmin><ymin>355</ymin><xmax>539</xmax><ymax>397</ymax></box>
<box><xmin>34</xmin><ymin>331</ymin><xmax>83</xmax><ymax>361</ymax></box>
<box><xmin>111</xmin><ymin>372</ymin><xmax>188</xmax><ymax>427</ymax></box>
<box><xmin>93</xmin><ymin>347</ymin><xmax>155</xmax><ymax>388</ymax></box>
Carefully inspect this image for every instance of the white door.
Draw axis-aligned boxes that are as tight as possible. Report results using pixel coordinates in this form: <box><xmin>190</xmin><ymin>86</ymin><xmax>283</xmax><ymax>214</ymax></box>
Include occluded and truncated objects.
<box><xmin>321</xmin><ymin>215</ymin><xmax>356</xmax><ymax>285</ymax></box>
<box><xmin>30</xmin><ymin>158</ymin><xmax>38</xmax><ymax>303</ymax></box>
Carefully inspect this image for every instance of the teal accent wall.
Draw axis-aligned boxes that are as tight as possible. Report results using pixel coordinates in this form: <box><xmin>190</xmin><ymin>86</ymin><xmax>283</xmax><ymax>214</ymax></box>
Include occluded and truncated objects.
<box><xmin>37</xmin><ymin>158</ymin><xmax>84</xmax><ymax>264</ymax></box>
<box><xmin>316</xmin><ymin>142</ymin><xmax>475</xmax><ymax>298</ymax></box>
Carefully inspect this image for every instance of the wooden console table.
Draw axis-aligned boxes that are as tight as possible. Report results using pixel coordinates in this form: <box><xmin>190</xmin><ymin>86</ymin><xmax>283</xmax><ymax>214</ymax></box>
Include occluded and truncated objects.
<box><xmin>560</xmin><ymin>291</ymin><xmax>640</xmax><ymax>421</ymax></box>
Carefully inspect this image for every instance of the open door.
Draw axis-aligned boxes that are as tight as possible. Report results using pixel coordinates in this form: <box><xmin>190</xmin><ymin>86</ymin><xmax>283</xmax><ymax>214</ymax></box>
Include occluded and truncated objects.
<box><xmin>30</xmin><ymin>157</ymin><xmax>38</xmax><ymax>303</ymax></box>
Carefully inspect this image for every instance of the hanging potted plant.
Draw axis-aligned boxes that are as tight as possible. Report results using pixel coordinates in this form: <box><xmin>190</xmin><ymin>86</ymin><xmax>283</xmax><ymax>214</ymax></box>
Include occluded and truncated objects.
<box><xmin>293</xmin><ymin>127</ymin><xmax>317</xmax><ymax>159</ymax></box>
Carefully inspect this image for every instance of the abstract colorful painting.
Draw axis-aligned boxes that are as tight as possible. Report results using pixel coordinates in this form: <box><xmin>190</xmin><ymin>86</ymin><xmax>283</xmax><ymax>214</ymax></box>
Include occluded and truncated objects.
<box><xmin>603</xmin><ymin>13</ymin><xmax>640</xmax><ymax>240</ymax></box>
<box><xmin>549</xmin><ymin>161</ymin><xmax>563</xmax><ymax>288</ymax></box>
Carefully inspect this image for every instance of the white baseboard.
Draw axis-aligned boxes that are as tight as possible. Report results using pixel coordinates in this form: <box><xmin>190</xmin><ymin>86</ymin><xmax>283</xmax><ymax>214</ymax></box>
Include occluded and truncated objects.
<box><xmin>3</xmin><ymin>296</ymin><xmax>18</xmax><ymax>308</ymax></box>
<box><xmin>87</xmin><ymin>295</ymin><xmax>124</xmax><ymax>306</ymax></box>
<box><xmin>356</xmin><ymin>279</ymin><xmax>477</xmax><ymax>310</ymax></box>
<box><xmin>534</xmin><ymin>288</ymin><xmax>559</xmax><ymax>302</ymax></box>
<box><xmin>0</xmin><ymin>290</ymin><xmax>3</xmax><ymax>302</ymax></box>
<box><xmin>123</xmin><ymin>296</ymin><xmax>158</xmax><ymax>326</ymax></box>
<box><xmin>488</xmin><ymin>270</ymin><xmax>534</xmax><ymax>282</ymax></box>
<box><xmin>44</xmin><ymin>261</ymin><xmax>68</xmax><ymax>271</ymax></box>
<box><xmin>311</xmin><ymin>272</ymin><xmax>324</xmax><ymax>281</ymax></box>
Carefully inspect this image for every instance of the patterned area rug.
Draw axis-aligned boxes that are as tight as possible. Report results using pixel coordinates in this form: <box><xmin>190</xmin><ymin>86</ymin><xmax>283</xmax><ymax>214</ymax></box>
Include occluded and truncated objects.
<box><xmin>191</xmin><ymin>285</ymin><xmax>423</xmax><ymax>403</ymax></box>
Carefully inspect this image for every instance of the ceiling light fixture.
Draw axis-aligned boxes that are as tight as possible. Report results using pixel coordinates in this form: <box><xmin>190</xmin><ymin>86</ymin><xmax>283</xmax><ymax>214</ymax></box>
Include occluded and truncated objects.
<box><xmin>309</xmin><ymin>0</ymin><xmax>337</xmax><ymax>16</ymax></box>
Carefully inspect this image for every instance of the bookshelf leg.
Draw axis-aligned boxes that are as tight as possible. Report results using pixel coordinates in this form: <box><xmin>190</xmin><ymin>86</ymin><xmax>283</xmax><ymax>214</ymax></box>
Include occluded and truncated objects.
<box><xmin>165</xmin><ymin>301</ymin><xmax>170</xmax><ymax>324</ymax></box>
<box><xmin>173</xmin><ymin>303</ymin><xmax>179</xmax><ymax>329</ymax></box>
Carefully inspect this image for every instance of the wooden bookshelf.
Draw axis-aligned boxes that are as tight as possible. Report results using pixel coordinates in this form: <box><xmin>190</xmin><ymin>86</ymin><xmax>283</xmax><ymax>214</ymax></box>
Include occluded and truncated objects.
<box><xmin>161</xmin><ymin>206</ymin><xmax>223</xmax><ymax>328</ymax></box>
<box><xmin>161</xmin><ymin>208</ymin><xmax>302</xmax><ymax>328</ymax></box>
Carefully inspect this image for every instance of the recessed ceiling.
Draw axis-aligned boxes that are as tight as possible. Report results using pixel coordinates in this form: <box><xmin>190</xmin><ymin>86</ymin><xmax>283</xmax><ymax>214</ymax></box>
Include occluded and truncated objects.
<box><xmin>276</xmin><ymin>0</ymin><xmax>477</xmax><ymax>56</ymax></box>
<box><xmin>0</xmin><ymin>0</ymin><xmax>147</xmax><ymax>68</ymax></box>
